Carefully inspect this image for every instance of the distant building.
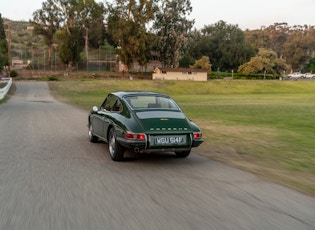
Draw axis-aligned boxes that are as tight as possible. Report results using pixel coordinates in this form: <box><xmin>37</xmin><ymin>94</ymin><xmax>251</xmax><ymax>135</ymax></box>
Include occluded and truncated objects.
<box><xmin>152</xmin><ymin>67</ymin><xmax>208</xmax><ymax>81</ymax></box>
<box><xmin>11</xmin><ymin>58</ymin><xmax>25</xmax><ymax>70</ymax></box>
<box><xmin>117</xmin><ymin>51</ymin><xmax>161</xmax><ymax>72</ymax></box>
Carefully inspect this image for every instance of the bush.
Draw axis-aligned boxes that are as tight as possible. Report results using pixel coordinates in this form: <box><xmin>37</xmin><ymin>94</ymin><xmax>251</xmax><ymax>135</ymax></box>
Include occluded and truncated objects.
<box><xmin>48</xmin><ymin>76</ymin><xmax>60</xmax><ymax>81</ymax></box>
<box><xmin>10</xmin><ymin>70</ymin><xmax>18</xmax><ymax>77</ymax></box>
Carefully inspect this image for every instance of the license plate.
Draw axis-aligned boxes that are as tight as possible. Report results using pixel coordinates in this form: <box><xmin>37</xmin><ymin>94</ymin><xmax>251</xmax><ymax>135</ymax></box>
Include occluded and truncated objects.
<box><xmin>154</xmin><ymin>136</ymin><xmax>186</xmax><ymax>145</ymax></box>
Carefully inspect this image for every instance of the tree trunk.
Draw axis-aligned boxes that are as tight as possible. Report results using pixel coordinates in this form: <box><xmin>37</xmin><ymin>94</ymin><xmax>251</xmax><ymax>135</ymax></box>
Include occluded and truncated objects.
<box><xmin>66</xmin><ymin>61</ymin><xmax>73</xmax><ymax>76</ymax></box>
<box><xmin>47</xmin><ymin>45</ymin><xmax>52</xmax><ymax>68</ymax></box>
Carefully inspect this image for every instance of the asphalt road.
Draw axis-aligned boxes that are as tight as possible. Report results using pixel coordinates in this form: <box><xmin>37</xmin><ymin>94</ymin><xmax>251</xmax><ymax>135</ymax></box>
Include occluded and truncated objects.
<box><xmin>0</xmin><ymin>81</ymin><xmax>315</xmax><ymax>230</ymax></box>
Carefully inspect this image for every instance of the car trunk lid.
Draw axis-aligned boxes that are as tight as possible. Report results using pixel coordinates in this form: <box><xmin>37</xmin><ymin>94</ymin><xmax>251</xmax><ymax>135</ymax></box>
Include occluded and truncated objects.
<box><xmin>135</xmin><ymin>110</ymin><xmax>192</xmax><ymax>134</ymax></box>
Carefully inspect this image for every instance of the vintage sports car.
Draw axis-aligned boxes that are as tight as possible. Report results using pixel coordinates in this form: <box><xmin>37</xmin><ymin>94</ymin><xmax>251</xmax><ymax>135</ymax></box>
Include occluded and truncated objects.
<box><xmin>88</xmin><ymin>91</ymin><xmax>203</xmax><ymax>161</ymax></box>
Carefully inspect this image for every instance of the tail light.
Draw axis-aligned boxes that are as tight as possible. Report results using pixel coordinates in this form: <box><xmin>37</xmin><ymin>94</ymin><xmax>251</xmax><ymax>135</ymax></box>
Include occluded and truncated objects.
<box><xmin>193</xmin><ymin>132</ymin><xmax>202</xmax><ymax>139</ymax></box>
<box><xmin>125</xmin><ymin>133</ymin><xmax>146</xmax><ymax>140</ymax></box>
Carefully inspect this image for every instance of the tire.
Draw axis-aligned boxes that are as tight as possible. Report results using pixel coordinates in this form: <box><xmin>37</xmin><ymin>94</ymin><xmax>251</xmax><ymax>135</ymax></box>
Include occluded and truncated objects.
<box><xmin>108</xmin><ymin>127</ymin><xmax>125</xmax><ymax>161</ymax></box>
<box><xmin>175</xmin><ymin>150</ymin><xmax>191</xmax><ymax>158</ymax></box>
<box><xmin>88</xmin><ymin>124</ymin><xmax>98</xmax><ymax>143</ymax></box>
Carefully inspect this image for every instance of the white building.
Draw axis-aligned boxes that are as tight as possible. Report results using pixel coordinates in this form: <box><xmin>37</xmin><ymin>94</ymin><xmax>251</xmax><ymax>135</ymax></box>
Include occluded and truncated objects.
<box><xmin>152</xmin><ymin>67</ymin><xmax>208</xmax><ymax>81</ymax></box>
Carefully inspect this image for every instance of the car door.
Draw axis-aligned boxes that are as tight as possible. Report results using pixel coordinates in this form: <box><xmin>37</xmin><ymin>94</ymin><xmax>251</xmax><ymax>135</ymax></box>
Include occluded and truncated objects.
<box><xmin>91</xmin><ymin>102</ymin><xmax>107</xmax><ymax>138</ymax></box>
<box><xmin>90</xmin><ymin>95</ymin><xmax>113</xmax><ymax>138</ymax></box>
<box><xmin>99</xmin><ymin>95</ymin><xmax>118</xmax><ymax>138</ymax></box>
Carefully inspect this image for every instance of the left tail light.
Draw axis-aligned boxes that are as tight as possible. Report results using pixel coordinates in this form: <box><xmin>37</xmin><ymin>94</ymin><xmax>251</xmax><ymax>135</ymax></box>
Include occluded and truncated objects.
<box><xmin>125</xmin><ymin>133</ymin><xmax>146</xmax><ymax>140</ymax></box>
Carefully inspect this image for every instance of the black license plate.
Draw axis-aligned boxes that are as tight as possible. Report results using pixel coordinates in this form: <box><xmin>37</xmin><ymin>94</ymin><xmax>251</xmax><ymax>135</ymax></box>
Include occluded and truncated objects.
<box><xmin>154</xmin><ymin>136</ymin><xmax>186</xmax><ymax>145</ymax></box>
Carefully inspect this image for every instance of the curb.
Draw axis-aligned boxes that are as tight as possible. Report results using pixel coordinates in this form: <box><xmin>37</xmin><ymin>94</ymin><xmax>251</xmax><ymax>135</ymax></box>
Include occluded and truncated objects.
<box><xmin>0</xmin><ymin>78</ymin><xmax>13</xmax><ymax>100</ymax></box>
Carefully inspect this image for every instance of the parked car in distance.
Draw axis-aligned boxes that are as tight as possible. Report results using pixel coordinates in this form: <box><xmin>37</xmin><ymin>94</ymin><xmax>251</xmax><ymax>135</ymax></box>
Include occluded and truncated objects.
<box><xmin>304</xmin><ymin>73</ymin><xmax>315</xmax><ymax>78</ymax></box>
<box><xmin>88</xmin><ymin>91</ymin><xmax>204</xmax><ymax>161</ymax></box>
<box><xmin>288</xmin><ymin>72</ymin><xmax>305</xmax><ymax>78</ymax></box>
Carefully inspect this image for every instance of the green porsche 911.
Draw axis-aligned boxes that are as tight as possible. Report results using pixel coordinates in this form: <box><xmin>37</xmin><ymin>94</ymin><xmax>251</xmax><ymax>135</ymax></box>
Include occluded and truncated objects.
<box><xmin>88</xmin><ymin>91</ymin><xmax>203</xmax><ymax>161</ymax></box>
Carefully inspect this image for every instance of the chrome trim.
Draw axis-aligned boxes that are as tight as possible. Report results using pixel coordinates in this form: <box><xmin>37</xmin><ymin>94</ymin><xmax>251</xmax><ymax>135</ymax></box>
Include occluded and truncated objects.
<box><xmin>147</xmin><ymin>134</ymin><xmax>150</xmax><ymax>149</ymax></box>
<box><xmin>189</xmin><ymin>133</ymin><xmax>193</xmax><ymax>148</ymax></box>
<box><xmin>139</xmin><ymin>147</ymin><xmax>191</xmax><ymax>154</ymax></box>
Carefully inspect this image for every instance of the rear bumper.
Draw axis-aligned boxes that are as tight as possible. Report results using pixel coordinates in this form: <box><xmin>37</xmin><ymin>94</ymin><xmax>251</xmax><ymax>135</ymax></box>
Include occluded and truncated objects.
<box><xmin>192</xmin><ymin>139</ymin><xmax>204</xmax><ymax>147</ymax></box>
<box><xmin>139</xmin><ymin>147</ymin><xmax>191</xmax><ymax>154</ymax></box>
<box><xmin>117</xmin><ymin>136</ymin><xmax>203</xmax><ymax>153</ymax></box>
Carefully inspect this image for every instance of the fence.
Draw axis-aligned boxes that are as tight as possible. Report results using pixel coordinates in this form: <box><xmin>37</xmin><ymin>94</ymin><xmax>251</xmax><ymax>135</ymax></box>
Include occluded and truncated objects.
<box><xmin>0</xmin><ymin>78</ymin><xmax>12</xmax><ymax>100</ymax></box>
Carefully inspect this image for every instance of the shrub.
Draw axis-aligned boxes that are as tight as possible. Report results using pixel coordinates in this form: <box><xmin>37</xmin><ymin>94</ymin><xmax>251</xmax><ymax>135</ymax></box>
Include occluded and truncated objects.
<box><xmin>48</xmin><ymin>76</ymin><xmax>60</xmax><ymax>81</ymax></box>
<box><xmin>10</xmin><ymin>70</ymin><xmax>18</xmax><ymax>77</ymax></box>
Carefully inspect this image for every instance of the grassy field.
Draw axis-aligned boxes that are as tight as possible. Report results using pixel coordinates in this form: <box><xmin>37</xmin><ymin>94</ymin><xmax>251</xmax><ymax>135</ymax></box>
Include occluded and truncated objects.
<box><xmin>49</xmin><ymin>79</ymin><xmax>315</xmax><ymax>196</ymax></box>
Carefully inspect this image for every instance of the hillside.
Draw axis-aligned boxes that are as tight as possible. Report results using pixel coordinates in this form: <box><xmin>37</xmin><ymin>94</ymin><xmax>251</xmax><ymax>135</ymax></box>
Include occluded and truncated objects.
<box><xmin>4</xmin><ymin>19</ymin><xmax>106</xmax><ymax>72</ymax></box>
<box><xmin>4</xmin><ymin>19</ymin><xmax>45</xmax><ymax>61</ymax></box>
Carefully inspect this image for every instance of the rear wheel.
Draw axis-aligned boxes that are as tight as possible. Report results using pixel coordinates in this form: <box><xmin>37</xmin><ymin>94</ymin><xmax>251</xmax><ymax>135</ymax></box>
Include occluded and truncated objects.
<box><xmin>88</xmin><ymin>124</ymin><xmax>98</xmax><ymax>143</ymax></box>
<box><xmin>175</xmin><ymin>150</ymin><xmax>191</xmax><ymax>158</ymax></box>
<box><xmin>108</xmin><ymin>127</ymin><xmax>125</xmax><ymax>161</ymax></box>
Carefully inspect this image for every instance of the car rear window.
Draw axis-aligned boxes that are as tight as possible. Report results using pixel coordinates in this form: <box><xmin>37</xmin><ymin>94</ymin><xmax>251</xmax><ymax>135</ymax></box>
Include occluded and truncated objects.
<box><xmin>124</xmin><ymin>95</ymin><xmax>179</xmax><ymax>110</ymax></box>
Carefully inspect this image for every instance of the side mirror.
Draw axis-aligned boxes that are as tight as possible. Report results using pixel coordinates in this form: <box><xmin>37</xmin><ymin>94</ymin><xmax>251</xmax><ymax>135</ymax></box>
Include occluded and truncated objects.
<box><xmin>92</xmin><ymin>106</ymin><xmax>98</xmax><ymax>112</ymax></box>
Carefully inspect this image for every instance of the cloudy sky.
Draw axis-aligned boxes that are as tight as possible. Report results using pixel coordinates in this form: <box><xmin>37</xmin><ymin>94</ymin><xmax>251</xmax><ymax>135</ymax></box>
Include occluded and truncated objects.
<box><xmin>1</xmin><ymin>0</ymin><xmax>314</xmax><ymax>30</ymax></box>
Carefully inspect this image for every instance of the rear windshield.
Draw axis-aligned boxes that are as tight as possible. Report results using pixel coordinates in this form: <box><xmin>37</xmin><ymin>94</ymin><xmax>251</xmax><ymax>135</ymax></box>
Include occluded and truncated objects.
<box><xmin>124</xmin><ymin>95</ymin><xmax>179</xmax><ymax>110</ymax></box>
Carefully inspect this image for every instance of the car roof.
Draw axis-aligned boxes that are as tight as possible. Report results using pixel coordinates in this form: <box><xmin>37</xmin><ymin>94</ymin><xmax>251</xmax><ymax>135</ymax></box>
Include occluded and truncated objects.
<box><xmin>111</xmin><ymin>91</ymin><xmax>170</xmax><ymax>98</ymax></box>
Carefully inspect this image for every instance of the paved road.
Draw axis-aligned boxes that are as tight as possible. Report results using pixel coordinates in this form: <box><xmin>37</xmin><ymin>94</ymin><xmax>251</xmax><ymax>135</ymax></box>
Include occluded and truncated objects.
<box><xmin>0</xmin><ymin>82</ymin><xmax>315</xmax><ymax>230</ymax></box>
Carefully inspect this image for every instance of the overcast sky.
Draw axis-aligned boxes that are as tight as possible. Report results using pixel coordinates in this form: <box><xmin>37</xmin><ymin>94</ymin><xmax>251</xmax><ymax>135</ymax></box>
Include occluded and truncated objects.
<box><xmin>1</xmin><ymin>0</ymin><xmax>314</xmax><ymax>30</ymax></box>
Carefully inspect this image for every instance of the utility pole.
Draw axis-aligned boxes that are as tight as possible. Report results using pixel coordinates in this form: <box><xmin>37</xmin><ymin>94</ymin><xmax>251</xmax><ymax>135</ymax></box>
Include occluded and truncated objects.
<box><xmin>7</xmin><ymin>21</ymin><xmax>11</xmax><ymax>77</ymax></box>
<box><xmin>85</xmin><ymin>27</ymin><xmax>89</xmax><ymax>72</ymax></box>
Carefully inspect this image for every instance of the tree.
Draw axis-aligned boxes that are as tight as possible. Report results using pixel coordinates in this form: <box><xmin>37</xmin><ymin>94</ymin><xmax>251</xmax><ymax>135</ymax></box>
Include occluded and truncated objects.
<box><xmin>31</xmin><ymin>0</ymin><xmax>105</xmax><ymax>71</ymax></box>
<box><xmin>105</xmin><ymin>0</ymin><xmax>158</xmax><ymax>69</ymax></box>
<box><xmin>244</xmin><ymin>27</ymin><xmax>271</xmax><ymax>52</ymax></box>
<box><xmin>265</xmin><ymin>23</ymin><xmax>290</xmax><ymax>57</ymax></box>
<box><xmin>31</xmin><ymin>0</ymin><xmax>61</xmax><ymax>67</ymax></box>
<box><xmin>0</xmin><ymin>14</ymin><xmax>8</xmax><ymax>72</ymax></box>
<box><xmin>244</xmin><ymin>23</ymin><xmax>315</xmax><ymax>72</ymax></box>
<box><xmin>306</xmin><ymin>26</ymin><xmax>315</xmax><ymax>59</ymax></box>
<box><xmin>192</xmin><ymin>21</ymin><xmax>254</xmax><ymax>72</ymax></box>
<box><xmin>190</xmin><ymin>56</ymin><xmax>211</xmax><ymax>73</ymax></box>
<box><xmin>153</xmin><ymin>0</ymin><xmax>194</xmax><ymax>68</ymax></box>
<box><xmin>179</xmin><ymin>55</ymin><xmax>195</xmax><ymax>68</ymax></box>
<box><xmin>75</xmin><ymin>0</ymin><xmax>105</xmax><ymax>47</ymax></box>
<box><xmin>305</xmin><ymin>58</ymin><xmax>315</xmax><ymax>73</ymax></box>
<box><xmin>54</xmin><ymin>27</ymin><xmax>85</xmax><ymax>71</ymax></box>
<box><xmin>282</xmin><ymin>28</ymin><xmax>312</xmax><ymax>71</ymax></box>
<box><xmin>238</xmin><ymin>48</ymin><xmax>289</xmax><ymax>76</ymax></box>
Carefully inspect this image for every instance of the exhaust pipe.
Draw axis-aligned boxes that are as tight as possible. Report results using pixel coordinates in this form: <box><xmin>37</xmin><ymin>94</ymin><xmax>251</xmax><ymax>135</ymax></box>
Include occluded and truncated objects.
<box><xmin>134</xmin><ymin>147</ymin><xmax>140</xmax><ymax>153</ymax></box>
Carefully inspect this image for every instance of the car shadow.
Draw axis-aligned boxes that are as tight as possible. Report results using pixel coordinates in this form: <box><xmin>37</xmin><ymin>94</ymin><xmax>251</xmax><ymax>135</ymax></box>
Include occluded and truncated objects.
<box><xmin>124</xmin><ymin>152</ymin><xmax>174</xmax><ymax>161</ymax></box>
<box><xmin>122</xmin><ymin>149</ymin><xmax>195</xmax><ymax>164</ymax></box>
<box><xmin>88</xmin><ymin>140</ymin><xmax>205</xmax><ymax>165</ymax></box>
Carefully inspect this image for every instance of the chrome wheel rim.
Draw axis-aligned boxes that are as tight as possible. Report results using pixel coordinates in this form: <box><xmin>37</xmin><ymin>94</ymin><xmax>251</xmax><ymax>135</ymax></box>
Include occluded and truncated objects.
<box><xmin>109</xmin><ymin>132</ymin><xmax>115</xmax><ymax>157</ymax></box>
<box><xmin>88</xmin><ymin>125</ymin><xmax>93</xmax><ymax>140</ymax></box>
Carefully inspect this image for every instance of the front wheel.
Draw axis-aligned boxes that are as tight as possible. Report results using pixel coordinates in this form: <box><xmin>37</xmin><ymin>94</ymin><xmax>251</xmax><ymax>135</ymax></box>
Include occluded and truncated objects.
<box><xmin>175</xmin><ymin>150</ymin><xmax>191</xmax><ymax>158</ymax></box>
<box><xmin>108</xmin><ymin>128</ymin><xmax>125</xmax><ymax>161</ymax></box>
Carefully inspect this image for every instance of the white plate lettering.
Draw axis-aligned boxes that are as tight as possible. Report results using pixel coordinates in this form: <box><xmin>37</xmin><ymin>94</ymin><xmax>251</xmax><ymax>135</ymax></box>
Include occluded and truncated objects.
<box><xmin>155</xmin><ymin>136</ymin><xmax>186</xmax><ymax>145</ymax></box>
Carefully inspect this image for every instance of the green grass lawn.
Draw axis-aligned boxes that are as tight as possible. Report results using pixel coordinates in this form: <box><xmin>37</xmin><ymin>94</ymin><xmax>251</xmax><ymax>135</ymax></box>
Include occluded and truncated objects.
<box><xmin>50</xmin><ymin>79</ymin><xmax>315</xmax><ymax>196</ymax></box>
